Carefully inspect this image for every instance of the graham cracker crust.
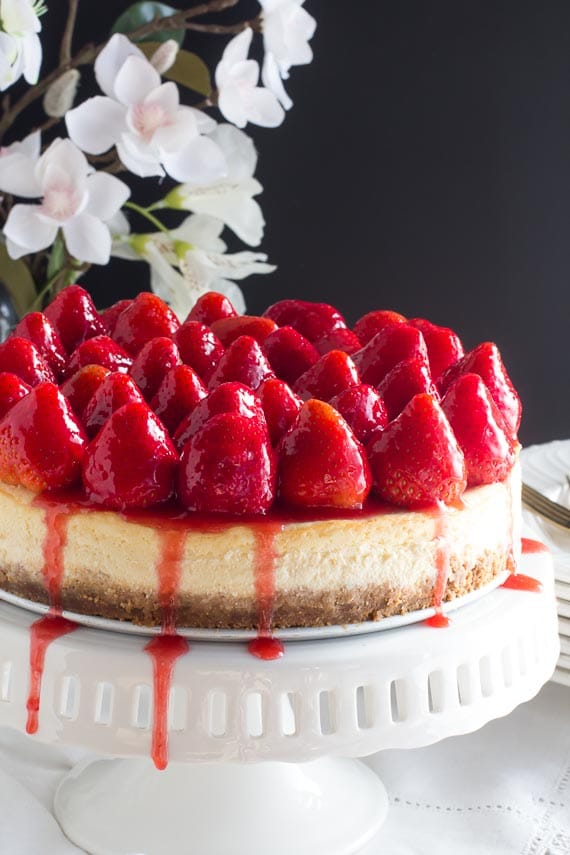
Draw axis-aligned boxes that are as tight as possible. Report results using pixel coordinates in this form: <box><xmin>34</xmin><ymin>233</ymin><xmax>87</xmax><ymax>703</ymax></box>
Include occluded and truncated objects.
<box><xmin>0</xmin><ymin>551</ymin><xmax>507</xmax><ymax>629</ymax></box>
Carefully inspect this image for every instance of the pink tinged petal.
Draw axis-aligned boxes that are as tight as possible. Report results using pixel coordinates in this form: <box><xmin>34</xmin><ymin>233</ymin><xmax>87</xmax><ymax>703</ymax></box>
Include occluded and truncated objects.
<box><xmin>4</xmin><ymin>204</ymin><xmax>58</xmax><ymax>254</ymax></box>
<box><xmin>95</xmin><ymin>33</ymin><xmax>144</xmax><ymax>99</ymax></box>
<box><xmin>21</xmin><ymin>31</ymin><xmax>41</xmax><ymax>84</ymax></box>
<box><xmin>145</xmin><ymin>80</ymin><xmax>179</xmax><ymax>114</ymax></box>
<box><xmin>262</xmin><ymin>52</ymin><xmax>293</xmax><ymax>110</ymax></box>
<box><xmin>0</xmin><ymin>152</ymin><xmax>41</xmax><ymax>196</ymax></box>
<box><xmin>162</xmin><ymin>136</ymin><xmax>227</xmax><ymax>184</ymax></box>
<box><xmin>36</xmin><ymin>139</ymin><xmax>89</xmax><ymax>191</ymax></box>
<box><xmin>152</xmin><ymin>110</ymin><xmax>197</xmax><ymax>153</ymax></box>
<box><xmin>85</xmin><ymin>172</ymin><xmax>130</xmax><ymax>221</ymax></box>
<box><xmin>116</xmin><ymin>135</ymin><xmax>164</xmax><ymax>178</ymax></box>
<box><xmin>63</xmin><ymin>213</ymin><xmax>112</xmax><ymax>265</ymax></box>
<box><xmin>243</xmin><ymin>87</ymin><xmax>285</xmax><ymax>128</ymax></box>
<box><xmin>218</xmin><ymin>84</ymin><xmax>249</xmax><ymax>129</ymax></box>
<box><xmin>114</xmin><ymin>56</ymin><xmax>161</xmax><ymax>106</ymax></box>
<box><xmin>228</xmin><ymin>59</ymin><xmax>259</xmax><ymax>89</ymax></box>
<box><xmin>220</xmin><ymin>28</ymin><xmax>253</xmax><ymax>68</ymax></box>
<box><xmin>66</xmin><ymin>97</ymin><xmax>126</xmax><ymax>155</ymax></box>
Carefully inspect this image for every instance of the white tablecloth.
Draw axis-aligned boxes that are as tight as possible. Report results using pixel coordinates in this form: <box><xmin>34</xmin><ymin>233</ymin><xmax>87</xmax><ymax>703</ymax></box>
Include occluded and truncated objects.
<box><xmin>0</xmin><ymin>681</ymin><xmax>568</xmax><ymax>854</ymax></box>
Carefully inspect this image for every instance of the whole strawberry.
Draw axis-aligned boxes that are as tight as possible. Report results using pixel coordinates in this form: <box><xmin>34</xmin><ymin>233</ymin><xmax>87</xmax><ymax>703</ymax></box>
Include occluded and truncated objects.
<box><xmin>65</xmin><ymin>335</ymin><xmax>133</xmax><ymax>377</ymax></box>
<box><xmin>376</xmin><ymin>356</ymin><xmax>439</xmax><ymax>421</ymax></box>
<box><xmin>129</xmin><ymin>337</ymin><xmax>181</xmax><ymax>401</ymax></box>
<box><xmin>13</xmin><ymin>312</ymin><xmax>67</xmax><ymax>378</ymax></box>
<box><xmin>263</xmin><ymin>326</ymin><xmax>319</xmax><ymax>385</ymax></box>
<box><xmin>0</xmin><ymin>383</ymin><xmax>87</xmax><ymax>491</ymax></box>
<box><xmin>353</xmin><ymin>309</ymin><xmax>407</xmax><ymax>345</ymax></box>
<box><xmin>329</xmin><ymin>384</ymin><xmax>388</xmax><ymax>445</ymax></box>
<box><xmin>186</xmin><ymin>291</ymin><xmax>237</xmax><ymax>326</ymax></box>
<box><xmin>367</xmin><ymin>393</ymin><xmax>466</xmax><ymax>509</ymax></box>
<box><xmin>278</xmin><ymin>399</ymin><xmax>371</xmax><ymax>509</ymax></box>
<box><xmin>263</xmin><ymin>299</ymin><xmax>347</xmax><ymax>343</ymax></box>
<box><xmin>113</xmin><ymin>293</ymin><xmax>180</xmax><ymax>355</ymax></box>
<box><xmin>208</xmin><ymin>335</ymin><xmax>274</xmax><ymax>390</ymax></box>
<box><xmin>0</xmin><ymin>374</ymin><xmax>31</xmax><ymax>420</ymax></box>
<box><xmin>44</xmin><ymin>285</ymin><xmax>104</xmax><ymax>352</ymax></box>
<box><xmin>83</xmin><ymin>402</ymin><xmax>178</xmax><ymax>509</ymax></box>
<box><xmin>173</xmin><ymin>381</ymin><xmax>265</xmax><ymax>452</ymax></box>
<box><xmin>0</xmin><ymin>337</ymin><xmax>55</xmax><ymax>387</ymax></box>
<box><xmin>352</xmin><ymin>324</ymin><xmax>428</xmax><ymax>387</ymax></box>
<box><xmin>150</xmin><ymin>365</ymin><xmax>207</xmax><ymax>434</ymax></box>
<box><xmin>257</xmin><ymin>377</ymin><xmax>303</xmax><ymax>444</ymax></box>
<box><xmin>175</xmin><ymin>321</ymin><xmax>224</xmax><ymax>382</ymax></box>
<box><xmin>293</xmin><ymin>350</ymin><xmax>360</xmax><ymax>402</ymax></box>
<box><xmin>178</xmin><ymin>412</ymin><xmax>276</xmax><ymax>514</ymax></box>
<box><xmin>60</xmin><ymin>365</ymin><xmax>110</xmax><ymax>422</ymax></box>
<box><xmin>83</xmin><ymin>373</ymin><xmax>145</xmax><ymax>438</ymax></box>
<box><xmin>211</xmin><ymin>315</ymin><xmax>278</xmax><ymax>346</ymax></box>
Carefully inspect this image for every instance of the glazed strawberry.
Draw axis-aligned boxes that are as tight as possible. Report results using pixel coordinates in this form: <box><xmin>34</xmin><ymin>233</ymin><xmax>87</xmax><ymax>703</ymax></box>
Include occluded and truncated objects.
<box><xmin>263</xmin><ymin>326</ymin><xmax>319</xmax><ymax>385</ymax></box>
<box><xmin>83</xmin><ymin>373</ymin><xmax>145</xmax><ymax>438</ymax></box>
<box><xmin>44</xmin><ymin>285</ymin><xmax>104</xmax><ymax>352</ymax></box>
<box><xmin>314</xmin><ymin>327</ymin><xmax>362</xmax><ymax>356</ymax></box>
<box><xmin>263</xmin><ymin>299</ymin><xmax>347</xmax><ymax>343</ymax></box>
<box><xmin>329</xmin><ymin>384</ymin><xmax>388</xmax><ymax>445</ymax></box>
<box><xmin>60</xmin><ymin>365</ymin><xmax>110</xmax><ymax>422</ymax></box>
<box><xmin>13</xmin><ymin>312</ymin><xmax>67</xmax><ymax>378</ymax></box>
<box><xmin>278</xmin><ymin>399</ymin><xmax>371</xmax><ymax>509</ymax></box>
<box><xmin>211</xmin><ymin>315</ymin><xmax>278</xmax><ymax>347</ymax></box>
<box><xmin>367</xmin><ymin>393</ymin><xmax>466</xmax><ymax>509</ymax></box>
<box><xmin>441</xmin><ymin>373</ymin><xmax>516</xmax><ymax>486</ymax></box>
<box><xmin>100</xmin><ymin>299</ymin><xmax>132</xmax><ymax>336</ymax></box>
<box><xmin>150</xmin><ymin>365</ymin><xmax>207</xmax><ymax>434</ymax></box>
<box><xmin>208</xmin><ymin>335</ymin><xmax>274</xmax><ymax>390</ymax></box>
<box><xmin>65</xmin><ymin>335</ymin><xmax>133</xmax><ymax>377</ymax></box>
<box><xmin>353</xmin><ymin>309</ymin><xmax>406</xmax><ymax>345</ymax></box>
<box><xmin>438</xmin><ymin>341</ymin><xmax>521</xmax><ymax>437</ymax></box>
<box><xmin>83</xmin><ymin>402</ymin><xmax>178</xmax><ymax>509</ymax></box>
<box><xmin>257</xmin><ymin>378</ymin><xmax>303</xmax><ymax>444</ymax></box>
<box><xmin>0</xmin><ymin>337</ymin><xmax>55</xmax><ymax>386</ymax></box>
<box><xmin>112</xmin><ymin>293</ymin><xmax>180</xmax><ymax>355</ymax></box>
<box><xmin>0</xmin><ymin>374</ymin><xmax>31</xmax><ymax>420</ymax></box>
<box><xmin>293</xmin><ymin>350</ymin><xmax>360</xmax><ymax>402</ymax></box>
<box><xmin>376</xmin><ymin>356</ymin><xmax>439</xmax><ymax>421</ymax></box>
<box><xmin>408</xmin><ymin>318</ymin><xmax>464</xmax><ymax>380</ymax></box>
<box><xmin>186</xmin><ymin>291</ymin><xmax>237</xmax><ymax>326</ymax></box>
<box><xmin>129</xmin><ymin>337</ymin><xmax>181</xmax><ymax>401</ymax></box>
<box><xmin>0</xmin><ymin>383</ymin><xmax>87</xmax><ymax>491</ymax></box>
<box><xmin>174</xmin><ymin>321</ymin><xmax>224</xmax><ymax>382</ymax></box>
<box><xmin>178</xmin><ymin>412</ymin><xmax>276</xmax><ymax>514</ymax></box>
<box><xmin>173</xmin><ymin>381</ymin><xmax>265</xmax><ymax>452</ymax></box>
<box><xmin>352</xmin><ymin>324</ymin><xmax>428</xmax><ymax>387</ymax></box>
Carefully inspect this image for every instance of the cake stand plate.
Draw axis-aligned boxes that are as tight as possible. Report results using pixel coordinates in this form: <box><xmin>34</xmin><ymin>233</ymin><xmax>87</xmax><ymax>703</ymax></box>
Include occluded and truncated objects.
<box><xmin>0</xmin><ymin>553</ymin><xmax>559</xmax><ymax>855</ymax></box>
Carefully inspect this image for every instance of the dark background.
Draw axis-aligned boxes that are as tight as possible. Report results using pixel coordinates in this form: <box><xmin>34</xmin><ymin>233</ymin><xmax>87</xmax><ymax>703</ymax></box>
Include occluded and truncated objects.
<box><xmin>28</xmin><ymin>1</ymin><xmax>570</xmax><ymax>445</ymax></box>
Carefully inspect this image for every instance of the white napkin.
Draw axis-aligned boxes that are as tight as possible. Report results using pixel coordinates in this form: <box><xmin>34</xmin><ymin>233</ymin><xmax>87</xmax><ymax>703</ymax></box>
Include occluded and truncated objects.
<box><xmin>0</xmin><ymin>683</ymin><xmax>568</xmax><ymax>855</ymax></box>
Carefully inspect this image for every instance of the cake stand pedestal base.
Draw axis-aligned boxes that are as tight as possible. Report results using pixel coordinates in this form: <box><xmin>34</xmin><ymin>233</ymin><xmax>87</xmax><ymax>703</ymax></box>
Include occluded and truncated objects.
<box><xmin>54</xmin><ymin>756</ymin><xmax>388</xmax><ymax>855</ymax></box>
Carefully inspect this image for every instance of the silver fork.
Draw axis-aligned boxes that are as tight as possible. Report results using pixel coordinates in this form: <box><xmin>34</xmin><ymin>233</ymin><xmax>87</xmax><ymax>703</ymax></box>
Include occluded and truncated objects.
<box><xmin>522</xmin><ymin>482</ymin><xmax>570</xmax><ymax>529</ymax></box>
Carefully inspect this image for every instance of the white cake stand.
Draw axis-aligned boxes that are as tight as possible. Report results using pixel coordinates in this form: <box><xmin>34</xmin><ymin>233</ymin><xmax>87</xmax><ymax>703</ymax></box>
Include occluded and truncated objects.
<box><xmin>0</xmin><ymin>552</ymin><xmax>559</xmax><ymax>855</ymax></box>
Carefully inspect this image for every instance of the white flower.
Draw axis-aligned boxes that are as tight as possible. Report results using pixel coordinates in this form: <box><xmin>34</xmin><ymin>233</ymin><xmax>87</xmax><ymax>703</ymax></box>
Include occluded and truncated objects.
<box><xmin>66</xmin><ymin>33</ymin><xmax>226</xmax><ymax>183</ymax></box>
<box><xmin>0</xmin><ymin>0</ymin><xmax>43</xmax><ymax>91</ymax></box>
<box><xmin>215</xmin><ymin>29</ymin><xmax>284</xmax><ymax>129</ymax></box>
<box><xmin>260</xmin><ymin>0</ymin><xmax>316</xmax><ymax>109</ymax></box>
<box><xmin>114</xmin><ymin>214</ymin><xmax>274</xmax><ymax>318</ymax></box>
<box><xmin>0</xmin><ymin>130</ymin><xmax>41</xmax><ymax>196</ymax></box>
<box><xmin>0</xmin><ymin>138</ymin><xmax>130</xmax><ymax>265</ymax></box>
<box><xmin>162</xmin><ymin>124</ymin><xmax>264</xmax><ymax>246</ymax></box>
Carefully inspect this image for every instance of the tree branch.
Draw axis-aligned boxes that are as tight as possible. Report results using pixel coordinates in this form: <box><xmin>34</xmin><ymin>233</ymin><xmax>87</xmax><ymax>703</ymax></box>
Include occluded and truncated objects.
<box><xmin>60</xmin><ymin>0</ymin><xmax>80</xmax><ymax>65</ymax></box>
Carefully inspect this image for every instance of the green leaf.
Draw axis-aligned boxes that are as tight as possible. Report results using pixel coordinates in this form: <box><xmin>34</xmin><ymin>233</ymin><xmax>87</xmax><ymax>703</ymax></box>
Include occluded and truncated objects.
<box><xmin>47</xmin><ymin>233</ymin><xmax>65</xmax><ymax>282</ymax></box>
<box><xmin>0</xmin><ymin>244</ymin><xmax>37</xmax><ymax>318</ymax></box>
<box><xmin>139</xmin><ymin>43</ymin><xmax>211</xmax><ymax>95</ymax></box>
<box><xmin>111</xmin><ymin>2</ymin><xmax>185</xmax><ymax>46</ymax></box>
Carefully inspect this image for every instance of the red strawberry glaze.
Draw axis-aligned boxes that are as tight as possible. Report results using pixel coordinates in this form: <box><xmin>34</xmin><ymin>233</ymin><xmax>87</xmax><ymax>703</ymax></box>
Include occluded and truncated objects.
<box><xmin>424</xmin><ymin>503</ymin><xmax>451</xmax><ymax>628</ymax></box>
<box><xmin>26</xmin><ymin>615</ymin><xmax>77</xmax><ymax>735</ymax></box>
<box><xmin>521</xmin><ymin>537</ymin><xmax>549</xmax><ymax>554</ymax></box>
<box><xmin>248</xmin><ymin>522</ymin><xmax>285</xmax><ymax>660</ymax></box>
<box><xmin>501</xmin><ymin>574</ymin><xmax>542</xmax><ymax>593</ymax></box>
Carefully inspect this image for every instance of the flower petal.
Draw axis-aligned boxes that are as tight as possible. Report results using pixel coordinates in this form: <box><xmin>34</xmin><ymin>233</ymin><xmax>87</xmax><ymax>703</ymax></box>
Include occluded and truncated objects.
<box><xmin>152</xmin><ymin>109</ymin><xmax>197</xmax><ymax>154</ymax></box>
<box><xmin>184</xmin><ymin>192</ymin><xmax>265</xmax><ymax>247</ymax></box>
<box><xmin>227</xmin><ymin>59</ymin><xmax>259</xmax><ymax>89</ymax></box>
<box><xmin>66</xmin><ymin>97</ymin><xmax>126</xmax><ymax>155</ymax></box>
<box><xmin>243</xmin><ymin>87</ymin><xmax>285</xmax><ymax>128</ymax></box>
<box><xmin>21</xmin><ymin>31</ymin><xmax>41</xmax><ymax>84</ymax></box>
<box><xmin>171</xmin><ymin>214</ymin><xmax>226</xmax><ymax>253</ymax></box>
<box><xmin>162</xmin><ymin>136</ymin><xmax>227</xmax><ymax>184</ymax></box>
<box><xmin>217</xmin><ymin>83</ymin><xmax>249</xmax><ymax>129</ymax></box>
<box><xmin>18</xmin><ymin>130</ymin><xmax>41</xmax><ymax>160</ymax></box>
<box><xmin>4</xmin><ymin>204</ymin><xmax>58</xmax><ymax>255</ymax></box>
<box><xmin>35</xmin><ymin>139</ymin><xmax>88</xmax><ymax>192</ymax></box>
<box><xmin>114</xmin><ymin>55</ymin><xmax>161</xmax><ymax>107</ymax></box>
<box><xmin>1</xmin><ymin>0</ymin><xmax>41</xmax><ymax>34</ymax></box>
<box><xmin>117</xmin><ymin>134</ymin><xmax>164</xmax><ymax>178</ymax></box>
<box><xmin>219</xmin><ymin>29</ymin><xmax>253</xmax><ymax>70</ymax></box>
<box><xmin>262</xmin><ymin>52</ymin><xmax>293</xmax><ymax>110</ymax></box>
<box><xmin>0</xmin><ymin>150</ymin><xmax>41</xmax><ymax>196</ymax></box>
<box><xmin>209</xmin><ymin>123</ymin><xmax>257</xmax><ymax>181</ymax></box>
<box><xmin>63</xmin><ymin>212</ymin><xmax>111</xmax><ymax>265</ymax></box>
<box><xmin>86</xmin><ymin>172</ymin><xmax>130</xmax><ymax>221</ymax></box>
<box><xmin>95</xmin><ymin>33</ymin><xmax>144</xmax><ymax>99</ymax></box>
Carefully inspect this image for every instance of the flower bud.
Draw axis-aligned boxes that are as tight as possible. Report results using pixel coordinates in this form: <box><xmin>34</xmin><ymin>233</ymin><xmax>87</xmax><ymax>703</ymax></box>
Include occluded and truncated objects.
<box><xmin>43</xmin><ymin>69</ymin><xmax>80</xmax><ymax>118</ymax></box>
<box><xmin>150</xmin><ymin>40</ymin><xmax>179</xmax><ymax>75</ymax></box>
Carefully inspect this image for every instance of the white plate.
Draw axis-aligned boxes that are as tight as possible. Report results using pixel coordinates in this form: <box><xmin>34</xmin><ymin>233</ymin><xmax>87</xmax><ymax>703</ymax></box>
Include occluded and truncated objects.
<box><xmin>0</xmin><ymin>571</ymin><xmax>509</xmax><ymax>642</ymax></box>
<box><xmin>521</xmin><ymin>440</ymin><xmax>570</xmax><ymax>560</ymax></box>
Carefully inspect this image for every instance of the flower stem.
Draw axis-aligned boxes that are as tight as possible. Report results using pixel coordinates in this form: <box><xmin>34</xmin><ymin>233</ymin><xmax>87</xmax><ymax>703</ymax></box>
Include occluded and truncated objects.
<box><xmin>124</xmin><ymin>202</ymin><xmax>169</xmax><ymax>234</ymax></box>
<box><xmin>60</xmin><ymin>0</ymin><xmax>80</xmax><ymax>65</ymax></box>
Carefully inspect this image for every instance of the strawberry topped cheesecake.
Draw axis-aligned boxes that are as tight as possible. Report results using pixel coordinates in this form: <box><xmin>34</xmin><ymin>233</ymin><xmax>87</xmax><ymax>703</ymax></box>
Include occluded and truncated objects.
<box><xmin>0</xmin><ymin>286</ymin><xmax>521</xmax><ymax>630</ymax></box>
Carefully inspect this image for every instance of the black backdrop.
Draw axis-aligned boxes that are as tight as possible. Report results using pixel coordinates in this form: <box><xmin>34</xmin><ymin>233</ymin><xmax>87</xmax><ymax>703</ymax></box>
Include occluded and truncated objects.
<box><xmin>31</xmin><ymin>1</ymin><xmax>570</xmax><ymax>445</ymax></box>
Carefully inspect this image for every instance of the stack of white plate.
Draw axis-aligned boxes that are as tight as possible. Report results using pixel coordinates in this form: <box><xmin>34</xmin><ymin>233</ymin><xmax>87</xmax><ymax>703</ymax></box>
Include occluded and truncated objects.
<box><xmin>521</xmin><ymin>440</ymin><xmax>570</xmax><ymax>687</ymax></box>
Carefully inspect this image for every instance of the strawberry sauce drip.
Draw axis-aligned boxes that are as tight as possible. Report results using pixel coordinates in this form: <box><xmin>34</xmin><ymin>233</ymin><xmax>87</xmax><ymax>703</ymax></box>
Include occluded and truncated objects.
<box><xmin>26</xmin><ymin>502</ymin><xmax>78</xmax><ymax>734</ymax></box>
<box><xmin>248</xmin><ymin>522</ymin><xmax>285</xmax><ymax>660</ymax></box>
<box><xmin>501</xmin><ymin>573</ymin><xmax>542</xmax><ymax>593</ymax></box>
<box><xmin>425</xmin><ymin>503</ymin><xmax>451</xmax><ymax>628</ymax></box>
<box><xmin>521</xmin><ymin>537</ymin><xmax>549</xmax><ymax>554</ymax></box>
<box><xmin>144</xmin><ymin>529</ymin><xmax>189</xmax><ymax>770</ymax></box>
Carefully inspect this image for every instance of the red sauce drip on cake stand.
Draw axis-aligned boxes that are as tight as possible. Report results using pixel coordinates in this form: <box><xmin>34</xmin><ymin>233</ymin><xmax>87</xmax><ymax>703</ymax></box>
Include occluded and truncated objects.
<box><xmin>144</xmin><ymin>529</ymin><xmax>190</xmax><ymax>771</ymax></box>
<box><xmin>521</xmin><ymin>537</ymin><xmax>549</xmax><ymax>554</ymax></box>
<box><xmin>425</xmin><ymin>503</ymin><xmax>451</xmax><ymax>629</ymax></box>
<box><xmin>248</xmin><ymin>522</ymin><xmax>285</xmax><ymax>661</ymax></box>
<box><xmin>26</xmin><ymin>502</ymin><xmax>78</xmax><ymax>734</ymax></box>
